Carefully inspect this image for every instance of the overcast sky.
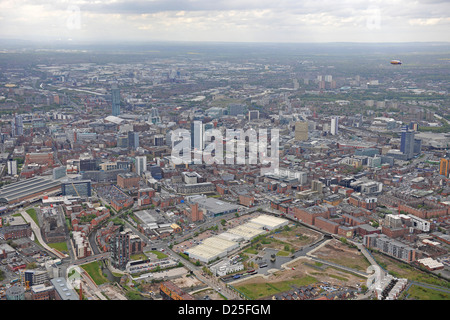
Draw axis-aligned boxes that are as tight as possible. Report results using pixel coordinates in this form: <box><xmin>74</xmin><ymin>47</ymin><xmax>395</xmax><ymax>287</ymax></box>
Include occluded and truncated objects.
<box><xmin>1</xmin><ymin>0</ymin><xmax>449</xmax><ymax>43</ymax></box>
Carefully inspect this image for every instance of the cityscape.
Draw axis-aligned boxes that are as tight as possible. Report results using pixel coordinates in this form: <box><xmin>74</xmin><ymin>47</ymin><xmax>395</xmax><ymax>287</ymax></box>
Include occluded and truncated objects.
<box><xmin>0</xmin><ymin>3</ymin><xmax>450</xmax><ymax>307</ymax></box>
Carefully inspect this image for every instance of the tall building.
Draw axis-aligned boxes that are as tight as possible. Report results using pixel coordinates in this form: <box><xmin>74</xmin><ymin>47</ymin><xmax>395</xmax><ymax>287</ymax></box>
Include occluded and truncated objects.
<box><xmin>150</xmin><ymin>107</ymin><xmax>161</xmax><ymax>124</ymax></box>
<box><xmin>128</xmin><ymin>131</ymin><xmax>139</xmax><ymax>150</ymax></box>
<box><xmin>440</xmin><ymin>158</ymin><xmax>450</xmax><ymax>177</ymax></box>
<box><xmin>190</xmin><ymin>121</ymin><xmax>204</xmax><ymax>150</ymax></box>
<box><xmin>295</xmin><ymin>121</ymin><xmax>308</xmax><ymax>141</ymax></box>
<box><xmin>400</xmin><ymin>126</ymin><xmax>415</xmax><ymax>160</ymax></box>
<box><xmin>111</xmin><ymin>84</ymin><xmax>120</xmax><ymax>116</ymax></box>
<box><xmin>11</xmin><ymin>114</ymin><xmax>23</xmax><ymax>137</ymax></box>
<box><xmin>110</xmin><ymin>231</ymin><xmax>145</xmax><ymax>270</ymax></box>
<box><xmin>330</xmin><ymin>117</ymin><xmax>339</xmax><ymax>135</ymax></box>
<box><xmin>7</xmin><ymin>159</ymin><xmax>17</xmax><ymax>176</ymax></box>
<box><xmin>135</xmin><ymin>156</ymin><xmax>147</xmax><ymax>176</ymax></box>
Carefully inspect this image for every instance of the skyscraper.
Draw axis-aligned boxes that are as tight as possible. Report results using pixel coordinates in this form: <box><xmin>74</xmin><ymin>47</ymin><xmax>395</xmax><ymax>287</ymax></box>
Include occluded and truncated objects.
<box><xmin>400</xmin><ymin>126</ymin><xmax>415</xmax><ymax>160</ymax></box>
<box><xmin>330</xmin><ymin>117</ymin><xmax>339</xmax><ymax>135</ymax></box>
<box><xmin>111</xmin><ymin>84</ymin><xmax>120</xmax><ymax>116</ymax></box>
<box><xmin>7</xmin><ymin>159</ymin><xmax>17</xmax><ymax>176</ymax></box>
<box><xmin>440</xmin><ymin>158</ymin><xmax>450</xmax><ymax>177</ymax></box>
<box><xmin>128</xmin><ymin>131</ymin><xmax>139</xmax><ymax>150</ymax></box>
<box><xmin>135</xmin><ymin>156</ymin><xmax>147</xmax><ymax>176</ymax></box>
<box><xmin>190</xmin><ymin>121</ymin><xmax>204</xmax><ymax>150</ymax></box>
<box><xmin>11</xmin><ymin>114</ymin><xmax>23</xmax><ymax>137</ymax></box>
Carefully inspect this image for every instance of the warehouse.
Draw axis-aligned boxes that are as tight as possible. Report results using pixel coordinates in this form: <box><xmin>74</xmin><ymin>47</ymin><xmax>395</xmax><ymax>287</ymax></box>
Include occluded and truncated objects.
<box><xmin>249</xmin><ymin>214</ymin><xmax>289</xmax><ymax>230</ymax></box>
<box><xmin>227</xmin><ymin>224</ymin><xmax>266</xmax><ymax>241</ymax></box>
<box><xmin>186</xmin><ymin>235</ymin><xmax>239</xmax><ymax>263</ymax></box>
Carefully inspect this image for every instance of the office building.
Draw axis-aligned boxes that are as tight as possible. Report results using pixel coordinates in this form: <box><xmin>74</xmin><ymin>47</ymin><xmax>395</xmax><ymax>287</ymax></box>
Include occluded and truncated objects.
<box><xmin>400</xmin><ymin>126</ymin><xmax>415</xmax><ymax>160</ymax></box>
<box><xmin>295</xmin><ymin>121</ymin><xmax>308</xmax><ymax>141</ymax></box>
<box><xmin>111</xmin><ymin>83</ymin><xmax>120</xmax><ymax>116</ymax></box>
<box><xmin>154</xmin><ymin>134</ymin><xmax>164</xmax><ymax>146</ymax></box>
<box><xmin>439</xmin><ymin>158</ymin><xmax>450</xmax><ymax>177</ymax></box>
<box><xmin>227</xmin><ymin>104</ymin><xmax>246</xmax><ymax>116</ymax></box>
<box><xmin>135</xmin><ymin>156</ymin><xmax>147</xmax><ymax>176</ymax></box>
<box><xmin>128</xmin><ymin>131</ymin><xmax>139</xmax><ymax>150</ymax></box>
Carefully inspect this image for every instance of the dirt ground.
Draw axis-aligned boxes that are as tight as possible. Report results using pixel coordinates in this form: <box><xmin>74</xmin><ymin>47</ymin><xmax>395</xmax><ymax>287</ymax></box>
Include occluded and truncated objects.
<box><xmin>312</xmin><ymin>239</ymin><xmax>371</xmax><ymax>272</ymax></box>
<box><xmin>233</xmin><ymin>256</ymin><xmax>366</xmax><ymax>291</ymax></box>
<box><xmin>100</xmin><ymin>284</ymin><xmax>127</xmax><ymax>300</ymax></box>
<box><xmin>172</xmin><ymin>274</ymin><xmax>204</xmax><ymax>289</ymax></box>
<box><xmin>192</xmin><ymin>288</ymin><xmax>226</xmax><ymax>300</ymax></box>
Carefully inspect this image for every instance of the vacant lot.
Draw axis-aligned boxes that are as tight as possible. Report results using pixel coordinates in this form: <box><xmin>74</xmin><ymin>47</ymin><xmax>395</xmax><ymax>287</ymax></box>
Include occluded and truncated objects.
<box><xmin>192</xmin><ymin>288</ymin><xmax>227</xmax><ymax>300</ymax></box>
<box><xmin>404</xmin><ymin>284</ymin><xmax>450</xmax><ymax>300</ymax></box>
<box><xmin>233</xmin><ymin>257</ymin><xmax>366</xmax><ymax>300</ymax></box>
<box><xmin>372</xmin><ymin>251</ymin><xmax>450</xmax><ymax>289</ymax></box>
<box><xmin>312</xmin><ymin>239</ymin><xmax>371</xmax><ymax>272</ymax></box>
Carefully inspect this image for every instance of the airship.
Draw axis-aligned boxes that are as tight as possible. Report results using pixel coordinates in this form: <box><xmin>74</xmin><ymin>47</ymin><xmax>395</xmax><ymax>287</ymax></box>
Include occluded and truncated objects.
<box><xmin>390</xmin><ymin>60</ymin><xmax>402</xmax><ymax>65</ymax></box>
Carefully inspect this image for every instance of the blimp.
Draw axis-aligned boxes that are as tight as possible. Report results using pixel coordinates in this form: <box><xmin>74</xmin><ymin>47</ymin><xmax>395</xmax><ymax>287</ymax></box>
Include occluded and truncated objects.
<box><xmin>390</xmin><ymin>60</ymin><xmax>402</xmax><ymax>65</ymax></box>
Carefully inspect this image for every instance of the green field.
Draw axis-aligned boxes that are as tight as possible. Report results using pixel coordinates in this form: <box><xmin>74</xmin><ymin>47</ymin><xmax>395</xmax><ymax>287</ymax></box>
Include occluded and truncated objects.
<box><xmin>131</xmin><ymin>253</ymin><xmax>148</xmax><ymax>261</ymax></box>
<box><xmin>235</xmin><ymin>275</ymin><xmax>317</xmax><ymax>300</ymax></box>
<box><xmin>405</xmin><ymin>285</ymin><xmax>450</xmax><ymax>300</ymax></box>
<box><xmin>80</xmin><ymin>261</ymin><xmax>109</xmax><ymax>286</ymax></box>
<box><xmin>25</xmin><ymin>208</ymin><xmax>39</xmax><ymax>226</ymax></box>
<box><xmin>48</xmin><ymin>241</ymin><xmax>68</xmax><ymax>253</ymax></box>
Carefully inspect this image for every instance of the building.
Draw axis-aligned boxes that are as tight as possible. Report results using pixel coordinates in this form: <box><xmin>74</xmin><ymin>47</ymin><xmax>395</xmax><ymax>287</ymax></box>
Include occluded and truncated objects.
<box><xmin>160</xmin><ymin>281</ymin><xmax>194</xmax><ymax>300</ymax></box>
<box><xmin>331</xmin><ymin>117</ymin><xmax>339</xmax><ymax>135</ymax></box>
<box><xmin>0</xmin><ymin>223</ymin><xmax>32</xmax><ymax>240</ymax></box>
<box><xmin>117</xmin><ymin>172</ymin><xmax>140</xmax><ymax>189</ymax></box>
<box><xmin>111</xmin><ymin>83</ymin><xmax>120</xmax><ymax>116</ymax></box>
<box><xmin>31</xmin><ymin>284</ymin><xmax>55</xmax><ymax>300</ymax></box>
<box><xmin>50</xmin><ymin>278</ymin><xmax>79</xmax><ymax>300</ymax></box>
<box><xmin>190</xmin><ymin>120</ymin><xmax>204</xmax><ymax>150</ymax></box>
<box><xmin>135</xmin><ymin>156</ymin><xmax>147</xmax><ymax>176</ymax></box>
<box><xmin>7</xmin><ymin>159</ymin><xmax>17</xmax><ymax>176</ymax></box>
<box><xmin>5</xmin><ymin>285</ymin><xmax>25</xmax><ymax>300</ymax></box>
<box><xmin>440</xmin><ymin>158</ymin><xmax>450</xmax><ymax>177</ymax></box>
<box><xmin>128</xmin><ymin>131</ymin><xmax>139</xmax><ymax>150</ymax></box>
<box><xmin>295</xmin><ymin>121</ymin><xmax>308</xmax><ymax>141</ymax></box>
<box><xmin>227</xmin><ymin>103</ymin><xmax>246</xmax><ymax>116</ymax></box>
<box><xmin>400</xmin><ymin>126</ymin><xmax>415</xmax><ymax>160</ymax></box>
<box><xmin>364</xmin><ymin>234</ymin><xmax>416</xmax><ymax>262</ymax></box>
<box><xmin>248</xmin><ymin>110</ymin><xmax>259</xmax><ymax>121</ymax></box>
<box><xmin>61</xmin><ymin>180</ymin><xmax>91</xmax><ymax>197</ymax></box>
<box><xmin>110</xmin><ymin>230</ymin><xmax>146</xmax><ymax>270</ymax></box>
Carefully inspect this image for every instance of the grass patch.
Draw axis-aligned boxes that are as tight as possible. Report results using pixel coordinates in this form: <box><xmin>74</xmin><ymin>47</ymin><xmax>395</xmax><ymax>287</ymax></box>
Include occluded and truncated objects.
<box><xmin>235</xmin><ymin>275</ymin><xmax>317</xmax><ymax>300</ymax></box>
<box><xmin>47</xmin><ymin>241</ymin><xmax>68</xmax><ymax>253</ymax></box>
<box><xmin>131</xmin><ymin>253</ymin><xmax>148</xmax><ymax>261</ymax></box>
<box><xmin>405</xmin><ymin>285</ymin><xmax>450</xmax><ymax>300</ymax></box>
<box><xmin>244</xmin><ymin>247</ymin><xmax>259</xmax><ymax>255</ymax></box>
<box><xmin>25</xmin><ymin>208</ymin><xmax>39</xmax><ymax>226</ymax></box>
<box><xmin>276</xmin><ymin>250</ymin><xmax>290</xmax><ymax>257</ymax></box>
<box><xmin>149</xmin><ymin>250</ymin><xmax>168</xmax><ymax>259</ymax></box>
<box><xmin>80</xmin><ymin>261</ymin><xmax>109</xmax><ymax>286</ymax></box>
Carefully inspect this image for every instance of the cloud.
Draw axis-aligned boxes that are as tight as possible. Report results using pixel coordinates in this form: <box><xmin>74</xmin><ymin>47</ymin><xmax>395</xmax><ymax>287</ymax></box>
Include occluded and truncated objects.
<box><xmin>0</xmin><ymin>0</ymin><xmax>449</xmax><ymax>42</ymax></box>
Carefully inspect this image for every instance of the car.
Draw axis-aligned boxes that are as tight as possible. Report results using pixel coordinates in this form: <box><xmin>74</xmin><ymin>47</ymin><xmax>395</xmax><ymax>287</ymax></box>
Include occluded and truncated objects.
<box><xmin>292</xmin><ymin>267</ymin><xmax>295</xmax><ymax>270</ymax></box>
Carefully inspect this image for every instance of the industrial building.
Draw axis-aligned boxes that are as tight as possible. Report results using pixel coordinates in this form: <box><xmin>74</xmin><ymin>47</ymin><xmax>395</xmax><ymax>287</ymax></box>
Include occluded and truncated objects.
<box><xmin>0</xmin><ymin>177</ymin><xmax>62</xmax><ymax>205</ymax></box>
<box><xmin>188</xmin><ymin>196</ymin><xmax>240</xmax><ymax>218</ymax></box>
<box><xmin>186</xmin><ymin>214</ymin><xmax>288</xmax><ymax>263</ymax></box>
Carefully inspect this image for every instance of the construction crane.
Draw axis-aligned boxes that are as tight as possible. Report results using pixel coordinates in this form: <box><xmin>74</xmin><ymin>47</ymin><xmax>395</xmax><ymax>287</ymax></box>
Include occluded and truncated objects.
<box><xmin>71</xmin><ymin>182</ymin><xmax>81</xmax><ymax>198</ymax></box>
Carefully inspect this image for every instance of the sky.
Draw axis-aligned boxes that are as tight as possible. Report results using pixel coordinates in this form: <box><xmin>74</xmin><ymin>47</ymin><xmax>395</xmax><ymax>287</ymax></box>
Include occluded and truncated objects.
<box><xmin>0</xmin><ymin>0</ymin><xmax>449</xmax><ymax>43</ymax></box>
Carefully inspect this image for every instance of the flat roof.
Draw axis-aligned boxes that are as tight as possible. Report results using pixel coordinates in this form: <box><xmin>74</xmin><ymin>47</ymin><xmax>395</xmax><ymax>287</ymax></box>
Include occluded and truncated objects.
<box><xmin>0</xmin><ymin>177</ymin><xmax>61</xmax><ymax>203</ymax></box>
